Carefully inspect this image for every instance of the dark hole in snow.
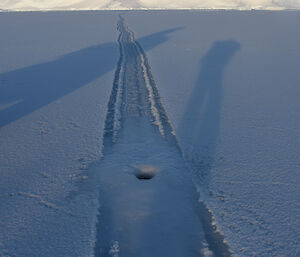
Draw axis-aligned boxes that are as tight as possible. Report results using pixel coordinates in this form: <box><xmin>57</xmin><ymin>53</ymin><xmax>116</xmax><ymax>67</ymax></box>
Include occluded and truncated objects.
<box><xmin>135</xmin><ymin>173</ymin><xmax>155</xmax><ymax>180</ymax></box>
<box><xmin>132</xmin><ymin>165</ymin><xmax>158</xmax><ymax>180</ymax></box>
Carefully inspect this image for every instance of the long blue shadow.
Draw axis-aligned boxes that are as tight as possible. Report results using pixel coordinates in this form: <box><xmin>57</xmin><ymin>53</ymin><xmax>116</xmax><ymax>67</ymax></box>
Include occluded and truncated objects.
<box><xmin>177</xmin><ymin>40</ymin><xmax>241</xmax><ymax>257</ymax></box>
<box><xmin>178</xmin><ymin>40</ymin><xmax>241</xmax><ymax>182</ymax></box>
<box><xmin>0</xmin><ymin>27</ymin><xmax>181</xmax><ymax>128</ymax></box>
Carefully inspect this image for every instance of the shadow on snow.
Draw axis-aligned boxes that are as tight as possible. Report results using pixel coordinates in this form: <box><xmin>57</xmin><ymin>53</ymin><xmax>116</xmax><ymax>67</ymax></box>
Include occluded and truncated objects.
<box><xmin>0</xmin><ymin>27</ymin><xmax>181</xmax><ymax>128</ymax></box>
<box><xmin>178</xmin><ymin>40</ymin><xmax>241</xmax><ymax>183</ymax></box>
<box><xmin>178</xmin><ymin>40</ymin><xmax>241</xmax><ymax>257</ymax></box>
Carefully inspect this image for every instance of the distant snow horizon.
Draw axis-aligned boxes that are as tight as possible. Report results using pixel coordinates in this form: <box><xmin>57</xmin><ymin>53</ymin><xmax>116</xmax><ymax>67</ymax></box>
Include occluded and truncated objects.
<box><xmin>1</xmin><ymin>0</ymin><xmax>300</xmax><ymax>11</ymax></box>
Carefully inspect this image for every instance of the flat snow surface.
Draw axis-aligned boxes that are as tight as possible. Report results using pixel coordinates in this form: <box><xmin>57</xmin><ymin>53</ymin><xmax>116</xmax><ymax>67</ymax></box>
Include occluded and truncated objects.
<box><xmin>1</xmin><ymin>0</ymin><xmax>300</xmax><ymax>11</ymax></box>
<box><xmin>0</xmin><ymin>10</ymin><xmax>300</xmax><ymax>257</ymax></box>
<box><xmin>0</xmin><ymin>11</ymin><xmax>119</xmax><ymax>257</ymax></box>
<box><xmin>125</xmin><ymin>11</ymin><xmax>300</xmax><ymax>257</ymax></box>
<box><xmin>93</xmin><ymin>17</ymin><xmax>229</xmax><ymax>257</ymax></box>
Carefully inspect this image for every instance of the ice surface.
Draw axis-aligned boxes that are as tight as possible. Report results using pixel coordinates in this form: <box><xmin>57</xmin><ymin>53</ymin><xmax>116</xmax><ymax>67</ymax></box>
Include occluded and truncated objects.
<box><xmin>93</xmin><ymin>18</ymin><xmax>230</xmax><ymax>256</ymax></box>
<box><xmin>0</xmin><ymin>11</ymin><xmax>120</xmax><ymax>257</ymax></box>
<box><xmin>125</xmin><ymin>10</ymin><xmax>300</xmax><ymax>257</ymax></box>
<box><xmin>1</xmin><ymin>10</ymin><xmax>300</xmax><ymax>257</ymax></box>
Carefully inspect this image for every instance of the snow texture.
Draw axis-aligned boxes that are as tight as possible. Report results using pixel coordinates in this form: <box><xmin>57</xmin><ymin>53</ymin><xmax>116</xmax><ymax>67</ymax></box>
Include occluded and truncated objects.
<box><xmin>124</xmin><ymin>10</ymin><xmax>300</xmax><ymax>257</ymax></box>
<box><xmin>1</xmin><ymin>10</ymin><xmax>300</xmax><ymax>257</ymax></box>
<box><xmin>1</xmin><ymin>0</ymin><xmax>300</xmax><ymax>11</ymax></box>
<box><xmin>94</xmin><ymin>16</ymin><xmax>231</xmax><ymax>256</ymax></box>
<box><xmin>0</xmin><ymin>11</ymin><xmax>119</xmax><ymax>257</ymax></box>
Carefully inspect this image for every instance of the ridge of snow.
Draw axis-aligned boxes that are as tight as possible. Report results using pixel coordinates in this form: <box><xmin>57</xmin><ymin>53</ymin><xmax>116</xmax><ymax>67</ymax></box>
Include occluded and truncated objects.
<box><xmin>1</xmin><ymin>0</ymin><xmax>300</xmax><ymax>11</ymax></box>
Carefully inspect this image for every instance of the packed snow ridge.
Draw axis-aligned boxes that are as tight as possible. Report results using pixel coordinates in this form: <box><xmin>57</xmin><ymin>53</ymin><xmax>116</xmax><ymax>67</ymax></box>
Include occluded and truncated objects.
<box><xmin>1</xmin><ymin>0</ymin><xmax>300</xmax><ymax>11</ymax></box>
<box><xmin>94</xmin><ymin>16</ymin><xmax>232</xmax><ymax>257</ymax></box>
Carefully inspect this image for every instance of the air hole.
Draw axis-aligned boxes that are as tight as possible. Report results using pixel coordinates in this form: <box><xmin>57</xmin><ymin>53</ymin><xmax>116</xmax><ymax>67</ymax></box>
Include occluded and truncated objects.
<box><xmin>135</xmin><ymin>173</ymin><xmax>155</xmax><ymax>180</ymax></box>
<box><xmin>132</xmin><ymin>165</ymin><xmax>158</xmax><ymax>180</ymax></box>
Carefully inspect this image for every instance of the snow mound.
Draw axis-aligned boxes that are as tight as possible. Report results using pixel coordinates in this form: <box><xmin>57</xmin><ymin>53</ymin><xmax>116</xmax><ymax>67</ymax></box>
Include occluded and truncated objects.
<box><xmin>1</xmin><ymin>0</ymin><xmax>300</xmax><ymax>11</ymax></box>
<box><xmin>132</xmin><ymin>164</ymin><xmax>159</xmax><ymax>180</ymax></box>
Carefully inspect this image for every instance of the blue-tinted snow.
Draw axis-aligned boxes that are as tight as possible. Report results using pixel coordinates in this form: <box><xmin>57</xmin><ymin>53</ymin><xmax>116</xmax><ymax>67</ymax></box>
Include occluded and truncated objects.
<box><xmin>125</xmin><ymin>10</ymin><xmax>300</xmax><ymax>257</ymax></box>
<box><xmin>0</xmin><ymin>10</ymin><xmax>300</xmax><ymax>257</ymax></box>
<box><xmin>0</xmin><ymin>11</ymin><xmax>120</xmax><ymax>257</ymax></box>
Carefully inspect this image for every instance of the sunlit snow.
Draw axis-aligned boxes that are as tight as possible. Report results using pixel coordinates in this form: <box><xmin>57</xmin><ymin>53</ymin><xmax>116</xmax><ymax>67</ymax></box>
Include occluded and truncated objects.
<box><xmin>1</xmin><ymin>0</ymin><xmax>300</xmax><ymax>11</ymax></box>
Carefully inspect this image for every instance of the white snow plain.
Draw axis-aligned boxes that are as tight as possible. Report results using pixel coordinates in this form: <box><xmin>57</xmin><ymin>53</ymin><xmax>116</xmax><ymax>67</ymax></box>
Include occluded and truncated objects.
<box><xmin>0</xmin><ymin>10</ymin><xmax>300</xmax><ymax>257</ymax></box>
<box><xmin>1</xmin><ymin>0</ymin><xmax>300</xmax><ymax>11</ymax></box>
<box><xmin>0</xmin><ymin>12</ymin><xmax>119</xmax><ymax>257</ymax></box>
<box><xmin>125</xmin><ymin>10</ymin><xmax>300</xmax><ymax>257</ymax></box>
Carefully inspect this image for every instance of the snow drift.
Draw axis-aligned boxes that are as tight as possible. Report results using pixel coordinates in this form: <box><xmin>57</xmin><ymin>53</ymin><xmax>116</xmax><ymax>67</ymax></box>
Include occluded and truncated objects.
<box><xmin>1</xmin><ymin>0</ymin><xmax>300</xmax><ymax>11</ymax></box>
